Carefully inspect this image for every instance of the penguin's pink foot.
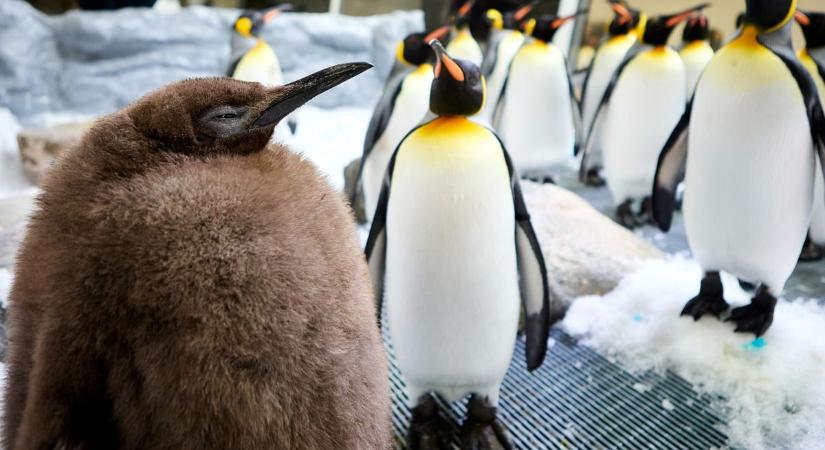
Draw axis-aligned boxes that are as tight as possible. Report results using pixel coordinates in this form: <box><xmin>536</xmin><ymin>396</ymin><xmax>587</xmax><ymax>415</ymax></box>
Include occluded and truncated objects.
<box><xmin>726</xmin><ymin>287</ymin><xmax>776</xmax><ymax>336</ymax></box>
<box><xmin>459</xmin><ymin>396</ymin><xmax>513</xmax><ymax>450</ymax></box>
<box><xmin>681</xmin><ymin>272</ymin><xmax>729</xmax><ymax>321</ymax></box>
<box><xmin>407</xmin><ymin>395</ymin><xmax>452</xmax><ymax>450</ymax></box>
<box><xmin>583</xmin><ymin>167</ymin><xmax>606</xmax><ymax>187</ymax></box>
<box><xmin>799</xmin><ymin>236</ymin><xmax>824</xmax><ymax>262</ymax></box>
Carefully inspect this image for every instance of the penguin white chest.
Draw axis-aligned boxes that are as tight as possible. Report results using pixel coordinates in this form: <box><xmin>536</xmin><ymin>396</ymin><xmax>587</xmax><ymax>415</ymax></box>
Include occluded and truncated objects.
<box><xmin>446</xmin><ymin>29</ymin><xmax>484</xmax><ymax>66</ymax></box>
<box><xmin>603</xmin><ymin>47</ymin><xmax>686</xmax><ymax>204</ymax></box>
<box><xmin>582</xmin><ymin>34</ymin><xmax>636</xmax><ymax>135</ymax></box>
<box><xmin>480</xmin><ymin>31</ymin><xmax>525</xmax><ymax>122</ymax></box>
<box><xmin>384</xmin><ymin>118</ymin><xmax>520</xmax><ymax>403</ymax></box>
<box><xmin>680</xmin><ymin>41</ymin><xmax>714</xmax><ymax>98</ymax></box>
<box><xmin>232</xmin><ymin>40</ymin><xmax>283</xmax><ymax>86</ymax></box>
<box><xmin>363</xmin><ymin>65</ymin><xmax>433</xmax><ymax>221</ymax></box>
<box><xmin>684</xmin><ymin>36</ymin><xmax>815</xmax><ymax>290</ymax></box>
<box><xmin>499</xmin><ymin>42</ymin><xmax>576</xmax><ymax>172</ymax></box>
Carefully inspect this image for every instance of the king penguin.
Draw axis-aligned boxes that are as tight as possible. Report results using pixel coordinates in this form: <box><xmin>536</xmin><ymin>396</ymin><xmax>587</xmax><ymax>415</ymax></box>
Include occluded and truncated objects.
<box><xmin>366</xmin><ymin>39</ymin><xmax>552</xmax><ymax>450</ymax></box>
<box><xmin>652</xmin><ymin>0</ymin><xmax>825</xmax><ymax>336</ymax></box>
<box><xmin>680</xmin><ymin>13</ymin><xmax>715</xmax><ymax>98</ymax></box>
<box><xmin>476</xmin><ymin>2</ymin><xmax>538</xmax><ymax>124</ymax></box>
<box><xmin>447</xmin><ymin>1</ymin><xmax>485</xmax><ymax>67</ymax></box>
<box><xmin>493</xmin><ymin>13</ymin><xmax>584</xmax><ymax>181</ymax></box>
<box><xmin>352</xmin><ymin>27</ymin><xmax>450</xmax><ymax>223</ymax></box>
<box><xmin>579</xmin><ymin>0</ymin><xmax>645</xmax><ymax>187</ymax></box>
<box><xmin>795</xmin><ymin>9</ymin><xmax>825</xmax><ymax>261</ymax></box>
<box><xmin>4</xmin><ymin>63</ymin><xmax>394</xmax><ymax>449</ymax></box>
<box><xmin>229</xmin><ymin>4</ymin><xmax>290</xmax><ymax>86</ymax></box>
<box><xmin>229</xmin><ymin>4</ymin><xmax>295</xmax><ymax>136</ymax></box>
<box><xmin>582</xmin><ymin>4</ymin><xmax>708</xmax><ymax>228</ymax></box>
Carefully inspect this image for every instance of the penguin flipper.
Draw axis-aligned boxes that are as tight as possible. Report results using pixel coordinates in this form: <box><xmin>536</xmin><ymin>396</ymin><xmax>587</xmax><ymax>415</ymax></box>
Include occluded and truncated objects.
<box><xmin>579</xmin><ymin>45</ymin><xmax>645</xmax><ymax>182</ymax></box>
<box><xmin>565</xmin><ymin>61</ymin><xmax>584</xmax><ymax>156</ymax></box>
<box><xmin>652</xmin><ymin>100</ymin><xmax>692</xmax><ymax>232</ymax></box>
<box><xmin>364</xmin><ymin>171</ymin><xmax>391</xmax><ymax>322</ymax></box>
<box><xmin>496</xmin><ymin>142</ymin><xmax>552</xmax><ymax>372</ymax></box>
<box><xmin>481</xmin><ymin>32</ymin><xmax>502</xmax><ymax>78</ymax></box>
<box><xmin>351</xmin><ymin>68</ymin><xmax>410</xmax><ymax>205</ymax></box>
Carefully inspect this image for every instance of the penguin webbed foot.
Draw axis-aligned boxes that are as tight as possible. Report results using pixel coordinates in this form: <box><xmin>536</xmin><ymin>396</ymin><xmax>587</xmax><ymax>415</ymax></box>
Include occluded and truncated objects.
<box><xmin>681</xmin><ymin>272</ymin><xmax>729</xmax><ymax>321</ymax></box>
<box><xmin>583</xmin><ymin>167</ymin><xmax>606</xmax><ymax>187</ymax></box>
<box><xmin>407</xmin><ymin>395</ymin><xmax>452</xmax><ymax>450</ymax></box>
<box><xmin>459</xmin><ymin>395</ymin><xmax>513</xmax><ymax>450</ymax></box>
<box><xmin>616</xmin><ymin>200</ymin><xmax>641</xmax><ymax>228</ymax></box>
<box><xmin>524</xmin><ymin>174</ymin><xmax>555</xmax><ymax>185</ymax></box>
<box><xmin>726</xmin><ymin>287</ymin><xmax>776</xmax><ymax>336</ymax></box>
<box><xmin>799</xmin><ymin>236</ymin><xmax>824</xmax><ymax>262</ymax></box>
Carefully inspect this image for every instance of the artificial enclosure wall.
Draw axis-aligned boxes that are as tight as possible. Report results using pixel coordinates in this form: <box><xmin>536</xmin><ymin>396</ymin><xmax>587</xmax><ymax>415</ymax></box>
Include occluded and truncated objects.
<box><xmin>0</xmin><ymin>0</ymin><xmax>423</xmax><ymax>127</ymax></box>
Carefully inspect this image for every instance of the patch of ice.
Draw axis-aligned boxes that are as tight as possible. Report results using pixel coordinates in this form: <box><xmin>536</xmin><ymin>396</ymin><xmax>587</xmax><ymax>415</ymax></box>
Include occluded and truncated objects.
<box><xmin>563</xmin><ymin>257</ymin><xmax>825</xmax><ymax>450</ymax></box>
<box><xmin>661</xmin><ymin>398</ymin><xmax>675</xmax><ymax>411</ymax></box>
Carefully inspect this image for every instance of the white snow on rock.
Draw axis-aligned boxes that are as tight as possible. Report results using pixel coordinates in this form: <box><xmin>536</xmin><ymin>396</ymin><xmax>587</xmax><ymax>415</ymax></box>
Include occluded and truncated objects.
<box><xmin>562</xmin><ymin>257</ymin><xmax>825</xmax><ymax>450</ymax></box>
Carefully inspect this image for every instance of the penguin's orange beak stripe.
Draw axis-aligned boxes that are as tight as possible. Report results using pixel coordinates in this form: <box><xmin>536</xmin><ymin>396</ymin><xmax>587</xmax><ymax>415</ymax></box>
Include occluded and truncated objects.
<box><xmin>514</xmin><ymin>2</ymin><xmax>536</xmax><ymax>22</ymax></box>
<box><xmin>425</xmin><ymin>26</ymin><xmax>450</xmax><ymax>43</ymax></box>
<box><xmin>666</xmin><ymin>11</ymin><xmax>696</xmax><ymax>28</ymax></box>
<box><xmin>435</xmin><ymin>54</ymin><xmax>465</xmax><ymax>82</ymax></box>
<box><xmin>264</xmin><ymin>9</ymin><xmax>281</xmax><ymax>22</ymax></box>
<box><xmin>458</xmin><ymin>0</ymin><xmax>474</xmax><ymax>17</ymax></box>
<box><xmin>552</xmin><ymin>14</ymin><xmax>577</xmax><ymax>29</ymax></box>
<box><xmin>796</xmin><ymin>11</ymin><xmax>811</xmax><ymax>26</ymax></box>
<box><xmin>611</xmin><ymin>3</ymin><xmax>632</xmax><ymax>25</ymax></box>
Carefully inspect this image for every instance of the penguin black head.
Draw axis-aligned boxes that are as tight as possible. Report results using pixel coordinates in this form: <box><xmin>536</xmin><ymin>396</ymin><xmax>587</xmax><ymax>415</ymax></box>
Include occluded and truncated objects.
<box><xmin>428</xmin><ymin>39</ymin><xmax>484</xmax><ymax>117</ymax></box>
<box><xmin>233</xmin><ymin>3</ymin><xmax>292</xmax><ymax>38</ymax></box>
<box><xmin>607</xmin><ymin>0</ymin><xmax>643</xmax><ymax>36</ymax></box>
<box><xmin>453</xmin><ymin>0</ymin><xmax>476</xmax><ymax>28</ymax></box>
<box><xmin>682</xmin><ymin>14</ymin><xmax>710</xmax><ymax>42</ymax></box>
<box><xmin>397</xmin><ymin>27</ymin><xmax>450</xmax><ymax>66</ymax></box>
<box><xmin>743</xmin><ymin>0</ymin><xmax>796</xmax><ymax>32</ymax></box>
<box><xmin>642</xmin><ymin>4</ymin><xmax>709</xmax><ymax>46</ymax></box>
<box><xmin>486</xmin><ymin>1</ymin><xmax>537</xmax><ymax>32</ymax></box>
<box><xmin>525</xmin><ymin>12</ymin><xmax>583</xmax><ymax>43</ymax></box>
<box><xmin>736</xmin><ymin>12</ymin><xmax>746</xmax><ymax>29</ymax></box>
<box><xmin>796</xmin><ymin>10</ymin><xmax>825</xmax><ymax>49</ymax></box>
<box><xmin>128</xmin><ymin>63</ymin><xmax>371</xmax><ymax>156</ymax></box>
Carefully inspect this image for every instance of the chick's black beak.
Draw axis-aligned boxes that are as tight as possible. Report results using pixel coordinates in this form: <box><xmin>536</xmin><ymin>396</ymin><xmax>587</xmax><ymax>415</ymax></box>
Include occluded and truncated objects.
<box><xmin>429</xmin><ymin>39</ymin><xmax>465</xmax><ymax>82</ymax></box>
<box><xmin>250</xmin><ymin>62</ymin><xmax>372</xmax><ymax>129</ymax></box>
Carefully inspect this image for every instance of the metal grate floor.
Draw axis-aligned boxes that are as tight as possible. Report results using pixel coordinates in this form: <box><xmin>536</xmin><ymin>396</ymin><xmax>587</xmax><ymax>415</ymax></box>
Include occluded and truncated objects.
<box><xmin>385</xmin><ymin>326</ymin><xmax>730</xmax><ymax>449</ymax></box>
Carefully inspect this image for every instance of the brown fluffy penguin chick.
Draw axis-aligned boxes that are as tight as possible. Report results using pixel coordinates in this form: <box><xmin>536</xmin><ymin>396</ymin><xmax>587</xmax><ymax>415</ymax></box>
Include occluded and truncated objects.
<box><xmin>4</xmin><ymin>63</ymin><xmax>392</xmax><ymax>450</ymax></box>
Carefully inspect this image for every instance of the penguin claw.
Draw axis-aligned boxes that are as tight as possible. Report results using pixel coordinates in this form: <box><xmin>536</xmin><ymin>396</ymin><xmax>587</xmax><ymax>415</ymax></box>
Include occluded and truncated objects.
<box><xmin>407</xmin><ymin>396</ymin><xmax>452</xmax><ymax>450</ymax></box>
<box><xmin>725</xmin><ymin>288</ymin><xmax>777</xmax><ymax>337</ymax></box>
<box><xmin>680</xmin><ymin>294</ymin><xmax>729</xmax><ymax>321</ymax></box>
<box><xmin>583</xmin><ymin>168</ymin><xmax>606</xmax><ymax>187</ymax></box>
<box><xmin>459</xmin><ymin>418</ymin><xmax>513</xmax><ymax>450</ymax></box>
<box><xmin>726</xmin><ymin>304</ymin><xmax>774</xmax><ymax>336</ymax></box>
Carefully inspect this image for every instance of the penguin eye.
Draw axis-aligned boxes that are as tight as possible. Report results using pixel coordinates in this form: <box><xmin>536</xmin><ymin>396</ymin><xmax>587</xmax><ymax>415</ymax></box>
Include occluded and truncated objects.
<box><xmin>217</xmin><ymin>113</ymin><xmax>238</xmax><ymax>120</ymax></box>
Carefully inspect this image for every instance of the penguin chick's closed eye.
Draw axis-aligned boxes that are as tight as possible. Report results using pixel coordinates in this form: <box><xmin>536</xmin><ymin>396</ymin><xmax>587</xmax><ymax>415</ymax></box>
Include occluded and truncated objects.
<box><xmin>4</xmin><ymin>70</ymin><xmax>392</xmax><ymax>450</ymax></box>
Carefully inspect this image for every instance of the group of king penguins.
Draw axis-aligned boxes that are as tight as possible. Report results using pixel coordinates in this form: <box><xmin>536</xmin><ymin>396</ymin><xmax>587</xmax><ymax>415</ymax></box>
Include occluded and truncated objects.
<box><xmin>217</xmin><ymin>1</ymin><xmax>825</xmax><ymax>448</ymax></box>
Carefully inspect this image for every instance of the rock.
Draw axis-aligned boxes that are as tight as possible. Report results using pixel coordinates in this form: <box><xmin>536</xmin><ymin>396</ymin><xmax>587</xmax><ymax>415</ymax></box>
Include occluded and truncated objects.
<box><xmin>343</xmin><ymin>157</ymin><xmax>367</xmax><ymax>224</ymax></box>
<box><xmin>17</xmin><ymin>122</ymin><xmax>92</xmax><ymax>185</ymax></box>
<box><xmin>521</xmin><ymin>181</ymin><xmax>664</xmax><ymax>317</ymax></box>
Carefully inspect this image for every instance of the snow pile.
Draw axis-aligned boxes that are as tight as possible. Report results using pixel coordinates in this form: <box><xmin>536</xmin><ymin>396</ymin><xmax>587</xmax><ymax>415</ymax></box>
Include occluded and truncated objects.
<box><xmin>563</xmin><ymin>257</ymin><xmax>825</xmax><ymax>450</ymax></box>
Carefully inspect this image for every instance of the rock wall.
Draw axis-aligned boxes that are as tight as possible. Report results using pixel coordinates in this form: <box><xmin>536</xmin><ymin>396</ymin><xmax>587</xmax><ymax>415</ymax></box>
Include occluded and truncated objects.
<box><xmin>0</xmin><ymin>0</ymin><xmax>423</xmax><ymax>127</ymax></box>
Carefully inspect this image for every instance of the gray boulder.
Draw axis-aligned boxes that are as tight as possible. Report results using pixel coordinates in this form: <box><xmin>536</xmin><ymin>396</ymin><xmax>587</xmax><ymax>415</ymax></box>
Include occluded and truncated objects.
<box><xmin>521</xmin><ymin>181</ymin><xmax>664</xmax><ymax>317</ymax></box>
